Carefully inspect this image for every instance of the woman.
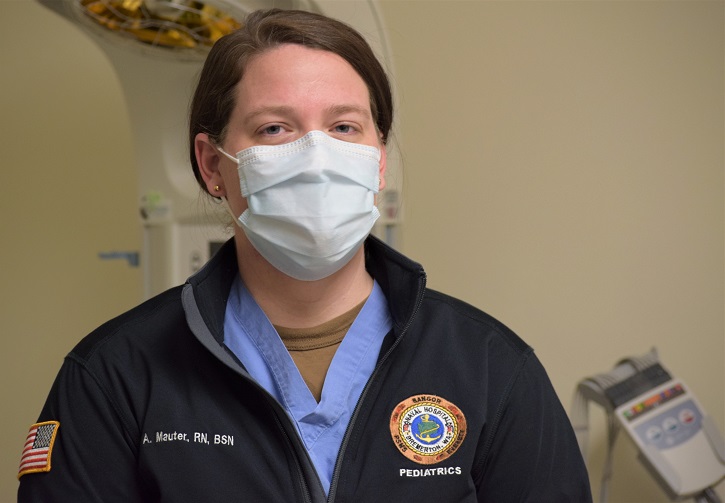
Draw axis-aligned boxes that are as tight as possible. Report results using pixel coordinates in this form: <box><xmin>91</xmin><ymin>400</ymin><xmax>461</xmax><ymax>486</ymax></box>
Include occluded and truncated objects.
<box><xmin>18</xmin><ymin>9</ymin><xmax>591</xmax><ymax>502</ymax></box>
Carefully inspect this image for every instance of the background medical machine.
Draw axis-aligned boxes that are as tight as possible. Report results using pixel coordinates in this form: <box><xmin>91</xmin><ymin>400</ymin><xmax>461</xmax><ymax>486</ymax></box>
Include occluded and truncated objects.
<box><xmin>37</xmin><ymin>0</ymin><xmax>400</xmax><ymax>299</ymax></box>
<box><xmin>572</xmin><ymin>349</ymin><xmax>725</xmax><ymax>503</ymax></box>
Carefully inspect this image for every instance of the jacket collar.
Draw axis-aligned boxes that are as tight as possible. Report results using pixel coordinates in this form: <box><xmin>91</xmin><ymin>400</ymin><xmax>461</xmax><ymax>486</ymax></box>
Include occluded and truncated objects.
<box><xmin>183</xmin><ymin>235</ymin><xmax>427</xmax><ymax>345</ymax></box>
<box><xmin>364</xmin><ymin>235</ymin><xmax>427</xmax><ymax>334</ymax></box>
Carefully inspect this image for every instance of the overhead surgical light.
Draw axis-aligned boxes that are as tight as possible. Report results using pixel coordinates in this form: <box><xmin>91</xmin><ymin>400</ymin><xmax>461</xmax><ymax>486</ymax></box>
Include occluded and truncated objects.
<box><xmin>37</xmin><ymin>0</ymin><xmax>400</xmax><ymax>298</ymax></box>
<box><xmin>76</xmin><ymin>0</ymin><xmax>243</xmax><ymax>54</ymax></box>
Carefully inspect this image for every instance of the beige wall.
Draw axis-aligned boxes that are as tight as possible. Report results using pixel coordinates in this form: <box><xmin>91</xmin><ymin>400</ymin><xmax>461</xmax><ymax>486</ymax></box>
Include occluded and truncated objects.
<box><xmin>0</xmin><ymin>1</ymin><xmax>142</xmax><ymax>499</ymax></box>
<box><xmin>1</xmin><ymin>1</ymin><xmax>722</xmax><ymax>502</ymax></box>
<box><xmin>381</xmin><ymin>1</ymin><xmax>724</xmax><ymax>501</ymax></box>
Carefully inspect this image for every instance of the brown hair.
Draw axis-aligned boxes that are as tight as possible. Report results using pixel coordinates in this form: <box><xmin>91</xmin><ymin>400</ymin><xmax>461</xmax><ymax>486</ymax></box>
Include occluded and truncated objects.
<box><xmin>188</xmin><ymin>8</ymin><xmax>393</xmax><ymax>193</ymax></box>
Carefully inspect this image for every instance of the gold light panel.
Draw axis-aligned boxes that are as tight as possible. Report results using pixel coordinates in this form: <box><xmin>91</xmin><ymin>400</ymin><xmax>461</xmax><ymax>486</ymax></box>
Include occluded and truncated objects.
<box><xmin>79</xmin><ymin>0</ymin><xmax>242</xmax><ymax>50</ymax></box>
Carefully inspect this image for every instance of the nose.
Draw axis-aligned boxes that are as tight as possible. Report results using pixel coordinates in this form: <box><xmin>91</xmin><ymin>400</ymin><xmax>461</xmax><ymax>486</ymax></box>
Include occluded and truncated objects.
<box><xmin>296</xmin><ymin>145</ymin><xmax>335</xmax><ymax>183</ymax></box>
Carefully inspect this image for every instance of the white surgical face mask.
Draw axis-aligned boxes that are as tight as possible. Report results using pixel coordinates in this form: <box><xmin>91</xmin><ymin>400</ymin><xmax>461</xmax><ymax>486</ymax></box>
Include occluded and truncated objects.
<box><xmin>218</xmin><ymin>130</ymin><xmax>381</xmax><ymax>281</ymax></box>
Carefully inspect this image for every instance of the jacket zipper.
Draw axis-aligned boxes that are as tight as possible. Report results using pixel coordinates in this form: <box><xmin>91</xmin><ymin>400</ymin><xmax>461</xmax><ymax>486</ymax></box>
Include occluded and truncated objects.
<box><xmin>227</xmin><ymin>362</ymin><xmax>325</xmax><ymax>503</ymax></box>
<box><xmin>326</xmin><ymin>274</ymin><xmax>427</xmax><ymax>502</ymax></box>
<box><xmin>186</xmin><ymin>258</ymin><xmax>426</xmax><ymax>503</ymax></box>
<box><xmin>268</xmin><ymin>404</ymin><xmax>314</xmax><ymax>503</ymax></box>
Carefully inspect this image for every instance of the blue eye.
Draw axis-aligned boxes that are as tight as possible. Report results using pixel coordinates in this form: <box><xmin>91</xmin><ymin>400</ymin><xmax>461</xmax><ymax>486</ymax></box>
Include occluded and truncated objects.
<box><xmin>334</xmin><ymin>125</ymin><xmax>353</xmax><ymax>134</ymax></box>
<box><xmin>262</xmin><ymin>125</ymin><xmax>283</xmax><ymax>135</ymax></box>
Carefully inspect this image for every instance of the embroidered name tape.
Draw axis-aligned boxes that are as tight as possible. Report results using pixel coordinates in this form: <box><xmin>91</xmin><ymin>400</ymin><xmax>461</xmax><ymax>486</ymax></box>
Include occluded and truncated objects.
<box><xmin>18</xmin><ymin>421</ymin><xmax>60</xmax><ymax>479</ymax></box>
<box><xmin>390</xmin><ymin>395</ymin><xmax>466</xmax><ymax>465</ymax></box>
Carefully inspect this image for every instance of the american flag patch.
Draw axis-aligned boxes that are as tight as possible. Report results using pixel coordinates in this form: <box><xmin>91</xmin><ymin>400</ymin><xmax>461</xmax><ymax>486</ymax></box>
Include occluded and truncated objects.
<box><xmin>18</xmin><ymin>421</ymin><xmax>60</xmax><ymax>479</ymax></box>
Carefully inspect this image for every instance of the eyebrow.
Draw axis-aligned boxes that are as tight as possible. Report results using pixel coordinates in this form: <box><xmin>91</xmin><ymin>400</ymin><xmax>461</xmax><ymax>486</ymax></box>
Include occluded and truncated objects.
<box><xmin>242</xmin><ymin>105</ymin><xmax>295</xmax><ymax>124</ymax></box>
<box><xmin>324</xmin><ymin>104</ymin><xmax>372</xmax><ymax>119</ymax></box>
<box><xmin>242</xmin><ymin>104</ymin><xmax>372</xmax><ymax>124</ymax></box>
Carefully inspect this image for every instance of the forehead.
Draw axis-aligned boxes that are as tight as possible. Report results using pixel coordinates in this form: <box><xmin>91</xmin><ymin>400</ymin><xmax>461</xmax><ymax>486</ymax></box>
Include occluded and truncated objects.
<box><xmin>234</xmin><ymin>44</ymin><xmax>371</xmax><ymax>114</ymax></box>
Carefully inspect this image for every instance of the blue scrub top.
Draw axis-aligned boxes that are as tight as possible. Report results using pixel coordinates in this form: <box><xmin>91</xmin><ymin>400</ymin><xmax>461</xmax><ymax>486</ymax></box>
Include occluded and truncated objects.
<box><xmin>223</xmin><ymin>276</ymin><xmax>392</xmax><ymax>494</ymax></box>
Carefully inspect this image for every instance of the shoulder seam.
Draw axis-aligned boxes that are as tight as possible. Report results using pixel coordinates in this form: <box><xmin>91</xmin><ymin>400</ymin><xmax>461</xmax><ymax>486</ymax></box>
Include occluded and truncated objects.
<box><xmin>76</xmin><ymin>292</ymin><xmax>181</xmax><ymax>362</ymax></box>
<box><xmin>423</xmin><ymin>290</ymin><xmax>529</xmax><ymax>355</ymax></box>
<box><xmin>471</xmin><ymin>347</ymin><xmax>534</xmax><ymax>484</ymax></box>
<box><xmin>64</xmin><ymin>353</ymin><xmax>140</xmax><ymax>457</ymax></box>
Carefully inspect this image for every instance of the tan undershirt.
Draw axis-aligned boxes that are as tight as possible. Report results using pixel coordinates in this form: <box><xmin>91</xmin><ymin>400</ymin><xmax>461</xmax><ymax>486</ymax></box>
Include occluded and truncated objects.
<box><xmin>275</xmin><ymin>299</ymin><xmax>366</xmax><ymax>402</ymax></box>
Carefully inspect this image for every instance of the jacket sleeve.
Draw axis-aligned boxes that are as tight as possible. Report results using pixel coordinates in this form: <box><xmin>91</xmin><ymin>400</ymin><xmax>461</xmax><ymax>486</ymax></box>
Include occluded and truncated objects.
<box><xmin>475</xmin><ymin>353</ymin><xmax>592</xmax><ymax>502</ymax></box>
<box><xmin>18</xmin><ymin>356</ymin><xmax>146</xmax><ymax>502</ymax></box>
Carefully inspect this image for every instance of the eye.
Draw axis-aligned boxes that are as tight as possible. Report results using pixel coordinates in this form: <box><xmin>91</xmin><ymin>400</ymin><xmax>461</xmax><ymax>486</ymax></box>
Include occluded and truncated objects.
<box><xmin>261</xmin><ymin>124</ymin><xmax>283</xmax><ymax>135</ymax></box>
<box><xmin>333</xmin><ymin>124</ymin><xmax>356</xmax><ymax>135</ymax></box>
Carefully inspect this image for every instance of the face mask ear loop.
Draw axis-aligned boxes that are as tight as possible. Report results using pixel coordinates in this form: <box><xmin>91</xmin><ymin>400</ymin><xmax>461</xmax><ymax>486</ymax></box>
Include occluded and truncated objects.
<box><xmin>216</xmin><ymin>146</ymin><xmax>238</xmax><ymax>163</ymax></box>
<box><xmin>211</xmin><ymin>143</ymin><xmax>242</xmax><ymax>212</ymax></box>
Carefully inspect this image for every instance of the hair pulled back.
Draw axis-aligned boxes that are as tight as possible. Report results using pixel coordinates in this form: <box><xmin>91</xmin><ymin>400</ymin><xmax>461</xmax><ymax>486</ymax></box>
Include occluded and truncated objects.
<box><xmin>188</xmin><ymin>8</ymin><xmax>393</xmax><ymax>193</ymax></box>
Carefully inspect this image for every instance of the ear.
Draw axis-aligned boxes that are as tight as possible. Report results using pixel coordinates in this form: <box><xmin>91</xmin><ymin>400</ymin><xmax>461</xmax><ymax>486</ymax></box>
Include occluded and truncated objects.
<box><xmin>195</xmin><ymin>132</ymin><xmax>227</xmax><ymax>197</ymax></box>
<box><xmin>378</xmin><ymin>142</ymin><xmax>387</xmax><ymax>191</ymax></box>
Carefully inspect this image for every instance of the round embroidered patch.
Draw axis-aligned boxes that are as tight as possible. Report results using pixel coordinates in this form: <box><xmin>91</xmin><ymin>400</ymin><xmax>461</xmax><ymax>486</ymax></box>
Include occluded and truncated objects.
<box><xmin>389</xmin><ymin>395</ymin><xmax>467</xmax><ymax>465</ymax></box>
